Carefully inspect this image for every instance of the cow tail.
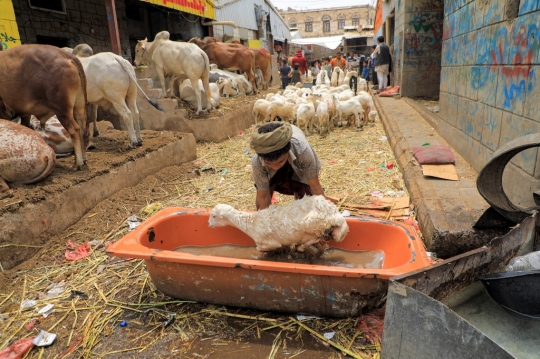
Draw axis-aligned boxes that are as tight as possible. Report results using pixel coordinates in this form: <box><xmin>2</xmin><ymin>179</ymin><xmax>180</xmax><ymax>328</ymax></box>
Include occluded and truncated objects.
<box><xmin>114</xmin><ymin>56</ymin><xmax>164</xmax><ymax>112</ymax></box>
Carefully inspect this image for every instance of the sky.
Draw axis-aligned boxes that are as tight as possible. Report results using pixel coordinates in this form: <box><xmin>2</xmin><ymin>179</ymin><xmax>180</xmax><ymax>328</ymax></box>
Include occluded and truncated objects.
<box><xmin>270</xmin><ymin>0</ymin><xmax>375</xmax><ymax>11</ymax></box>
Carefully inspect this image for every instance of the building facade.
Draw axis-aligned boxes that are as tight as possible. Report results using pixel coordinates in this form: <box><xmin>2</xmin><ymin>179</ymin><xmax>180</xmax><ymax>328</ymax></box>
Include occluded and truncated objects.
<box><xmin>278</xmin><ymin>5</ymin><xmax>375</xmax><ymax>60</ymax></box>
<box><xmin>278</xmin><ymin>5</ymin><xmax>375</xmax><ymax>38</ymax></box>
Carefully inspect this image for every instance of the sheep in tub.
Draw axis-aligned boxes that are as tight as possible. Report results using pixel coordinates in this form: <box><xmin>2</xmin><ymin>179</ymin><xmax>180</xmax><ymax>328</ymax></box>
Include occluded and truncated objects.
<box><xmin>208</xmin><ymin>195</ymin><xmax>349</xmax><ymax>254</ymax></box>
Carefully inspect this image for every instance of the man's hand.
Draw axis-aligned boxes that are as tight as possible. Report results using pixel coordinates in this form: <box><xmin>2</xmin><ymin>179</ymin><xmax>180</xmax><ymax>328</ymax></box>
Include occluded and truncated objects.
<box><xmin>256</xmin><ymin>189</ymin><xmax>272</xmax><ymax>210</ymax></box>
<box><xmin>307</xmin><ymin>176</ymin><xmax>324</xmax><ymax>196</ymax></box>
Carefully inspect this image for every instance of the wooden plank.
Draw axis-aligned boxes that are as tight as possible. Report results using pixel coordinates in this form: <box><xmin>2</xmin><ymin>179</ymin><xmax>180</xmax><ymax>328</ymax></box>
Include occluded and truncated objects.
<box><xmin>104</xmin><ymin>0</ymin><xmax>121</xmax><ymax>55</ymax></box>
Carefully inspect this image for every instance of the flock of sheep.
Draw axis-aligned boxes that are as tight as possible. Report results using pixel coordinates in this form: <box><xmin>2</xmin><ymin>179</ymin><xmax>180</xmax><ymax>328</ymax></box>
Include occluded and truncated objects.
<box><xmin>253</xmin><ymin>69</ymin><xmax>378</xmax><ymax>135</ymax></box>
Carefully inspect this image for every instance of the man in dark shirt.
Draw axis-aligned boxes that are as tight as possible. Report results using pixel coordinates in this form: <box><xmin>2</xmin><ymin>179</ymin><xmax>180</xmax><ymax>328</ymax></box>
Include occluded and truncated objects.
<box><xmin>372</xmin><ymin>36</ymin><xmax>391</xmax><ymax>92</ymax></box>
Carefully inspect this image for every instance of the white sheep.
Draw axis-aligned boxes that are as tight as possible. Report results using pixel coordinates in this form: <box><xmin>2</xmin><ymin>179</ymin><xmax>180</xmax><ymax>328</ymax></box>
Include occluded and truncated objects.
<box><xmin>353</xmin><ymin>91</ymin><xmax>378</xmax><ymax>126</ymax></box>
<box><xmin>321</xmin><ymin>94</ymin><xmax>337</xmax><ymax>127</ymax></box>
<box><xmin>343</xmin><ymin>70</ymin><xmax>358</xmax><ymax>86</ymax></box>
<box><xmin>315</xmin><ymin>101</ymin><xmax>330</xmax><ymax>135</ymax></box>
<box><xmin>208</xmin><ymin>195</ymin><xmax>349</xmax><ymax>253</ymax></box>
<box><xmin>332</xmin><ymin>95</ymin><xmax>364</xmax><ymax>128</ymax></box>
<box><xmin>338</xmin><ymin>69</ymin><xmax>346</xmax><ymax>86</ymax></box>
<box><xmin>267</xmin><ymin>101</ymin><xmax>296</xmax><ymax>123</ymax></box>
<box><xmin>358</xmin><ymin>78</ymin><xmax>368</xmax><ymax>92</ymax></box>
<box><xmin>252</xmin><ymin>99</ymin><xmax>272</xmax><ymax>124</ymax></box>
<box><xmin>331</xmin><ymin>67</ymin><xmax>340</xmax><ymax>87</ymax></box>
<box><xmin>296</xmin><ymin>102</ymin><xmax>316</xmax><ymax>134</ymax></box>
<box><xmin>338</xmin><ymin>89</ymin><xmax>355</xmax><ymax>101</ymax></box>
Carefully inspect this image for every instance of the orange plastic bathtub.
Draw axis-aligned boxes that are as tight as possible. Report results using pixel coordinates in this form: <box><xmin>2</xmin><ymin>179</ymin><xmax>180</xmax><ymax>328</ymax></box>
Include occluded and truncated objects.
<box><xmin>107</xmin><ymin>207</ymin><xmax>431</xmax><ymax>317</ymax></box>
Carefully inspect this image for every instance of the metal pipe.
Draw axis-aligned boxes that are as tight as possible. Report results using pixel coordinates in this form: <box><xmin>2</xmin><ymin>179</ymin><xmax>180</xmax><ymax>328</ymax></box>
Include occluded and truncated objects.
<box><xmin>201</xmin><ymin>20</ymin><xmax>238</xmax><ymax>29</ymax></box>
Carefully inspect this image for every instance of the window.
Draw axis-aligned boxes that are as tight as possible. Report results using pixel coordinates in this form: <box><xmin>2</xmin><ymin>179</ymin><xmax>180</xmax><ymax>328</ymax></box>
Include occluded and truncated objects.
<box><xmin>352</xmin><ymin>15</ymin><xmax>359</xmax><ymax>27</ymax></box>
<box><xmin>305</xmin><ymin>18</ymin><xmax>312</xmax><ymax>32</ymax></box>
<box><xmin>289</xmin><ymin>19</ymin><xmax>297</xmax><ymax>29</ymax></box>
<box><xmin>28</xmin><ymin>0</ymin><xmax>66</xmax><ymax>13</ymax></box>
<box><xmin>338</xmin><ymin>15</ymin><xmax>345</xmax><ymax>29</ymax></box>
<box><xmin>322</xmin><ymin>16</ymin><xmax>330</xmax><ymax>32</ymax></box>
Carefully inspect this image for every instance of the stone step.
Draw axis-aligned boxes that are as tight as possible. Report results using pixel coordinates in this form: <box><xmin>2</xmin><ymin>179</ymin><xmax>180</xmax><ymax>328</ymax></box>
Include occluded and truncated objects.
<box><xmin>137</xmin><ymin>78</ymin><xmax>153</xmax><ymax>93</ymax></box>
<box><xmin>157</xmin><ymin>98</ymin><xmax>178</xmax><ymax>112</ymax></box>
<box><xmin>146</xmin><ymin>88</ymin><xmax>165</xmax><ymax>101</ymax></box>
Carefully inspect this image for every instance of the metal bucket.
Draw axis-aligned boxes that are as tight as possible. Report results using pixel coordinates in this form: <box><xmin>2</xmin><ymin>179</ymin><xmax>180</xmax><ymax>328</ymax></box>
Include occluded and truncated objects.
<box><xmin>478</xmin><ymin>270</ymin><xmax>540</xmax><ymax>320</ymax></box>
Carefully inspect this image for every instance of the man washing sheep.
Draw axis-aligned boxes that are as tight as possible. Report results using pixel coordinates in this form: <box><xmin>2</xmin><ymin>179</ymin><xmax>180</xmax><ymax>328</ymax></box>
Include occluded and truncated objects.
<box><xmin>251</xmin><ymin>122</ymin><xmax>324</xmax><ymax>210</ymax></box>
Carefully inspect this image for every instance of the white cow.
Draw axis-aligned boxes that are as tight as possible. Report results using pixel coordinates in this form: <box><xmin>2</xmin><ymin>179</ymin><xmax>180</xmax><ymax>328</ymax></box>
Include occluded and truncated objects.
<box><xmin>134</xmin><ymin>31</ymin><xmax>212</xmax><ymax>115</ymax></box>
<box><xmin>209</xmin><ymin>66</ymin><xmax>253</xmax><ymax>96</ymax></box>
<box><xmin>77</xmin><ymin>51</ymin><xmax>160</xmax><ymax>148</ymax></box>
<box><xmin>179</xmin><ymin>79</ymin><xmax>221</xmax><ymax>109</ymax></box>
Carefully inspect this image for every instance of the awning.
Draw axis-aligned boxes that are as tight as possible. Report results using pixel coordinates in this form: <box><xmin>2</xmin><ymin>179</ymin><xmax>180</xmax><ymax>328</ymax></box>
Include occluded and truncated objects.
<box><xmin>289</xmin><ymin>35</ymin><xmax>343</xmax><ymax>50</ymax></box>
<box><xmin>290</xmin><ymin>30</ymin><xmax>302</xmax><ymax>40</ymax></box>
<box><xmin>273</xmin><ymin>35</ymin><xmax>286</xmax><ymax>42</ymax></box>
<box><xmin>344</xmin><ymin>31</ymin><xmax>375</xmax><ymax>39</ymax></box>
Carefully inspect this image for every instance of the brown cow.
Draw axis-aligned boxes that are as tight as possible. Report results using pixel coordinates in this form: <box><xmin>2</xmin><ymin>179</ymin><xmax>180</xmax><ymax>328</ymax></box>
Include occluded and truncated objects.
<box><xmin>189</xmin><ymin>37</ymin><xmax>258</xmax><ymax>95</ymax></box>
<box><xmin>250</xmin><ymin>48</ymin><xmax>272</xmax><ymax>90</ymax></box>
<box><xmin>0</xmin><ymin>45</ymin><xmax>88</xmax><ymax>169</ymax></box>
<box><xmin>203</xmin><ymin>37</ymin><xmax>272</xmax><ymax>90</ymax></box>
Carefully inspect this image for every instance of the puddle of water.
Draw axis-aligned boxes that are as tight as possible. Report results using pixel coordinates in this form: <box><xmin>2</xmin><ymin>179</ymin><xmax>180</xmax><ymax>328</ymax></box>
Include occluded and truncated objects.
<box><xmin>174</xmin><ymin>244</ymin><xmax>385</xmax><ymax>269</ymax></box>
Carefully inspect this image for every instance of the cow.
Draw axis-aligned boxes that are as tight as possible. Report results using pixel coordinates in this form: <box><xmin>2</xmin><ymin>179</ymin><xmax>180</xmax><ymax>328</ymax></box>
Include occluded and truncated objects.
<box><xmin>0</xmin><ymin>45</ymin><xmax>88</xmax><ymax>169</ymax></box>
<box><xmin>250</xmin><ymin>48</ymin><xmax>272</xmax><ymax>90</ymax></box>
<box><xmin>208</xmin><ymin>72</ymin><xmax>239</xmax><ymax>97</ymax></box>
<box><xmin>188</xmin><ymin>37</ymin><xmax>258</xmax><ymax>95</ymax></box>
<box><xmin>203</xmin><ymin>37</ymin><xmax>271</xmax><ymax>90</ymax></box>
<box><xmin>30</xmin><ymin>115</ymin><xmax>75</xmax><ymax>155</ymax></box>
<box><xmin>77</xmin><ymin>51</ymin><xmax>161</xmax><ymax>148</ymax></box>
<box><xmin>0</xmin><ymin>119</ymin><xmax>56</xmax><ymax>196</ymax></box>
<box><xmin>135</xmin><ymin>31</ymin><xmax>212</xmax><ymax>115</ymax></box>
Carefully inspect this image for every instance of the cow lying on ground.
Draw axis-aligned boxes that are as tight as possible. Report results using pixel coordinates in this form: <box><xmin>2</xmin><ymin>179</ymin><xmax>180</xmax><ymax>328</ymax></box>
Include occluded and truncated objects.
<box><xmin>208</xmin><ymin>72</ymin><xmax>238</xmax><ymax>97</ymax></box>
<box><xmin>209</xmin><ymin>65</ymin><xmax>253</xmax><ymax>96</ymax></box>
<box><xmin>179</xmin><ymin>80</ymin><xmax>221</xmax><ymax>109</ymax></box>
<box><xmin>0</xmin><ymin>120</ymin><xmax>56</xmax><ymax>196</ymax></box>
<box><xmin>29</xmin><ymin>115</ymin><xmax>105</xmax><ymax>155</ymax></box>
<box><xmin>189</xmin><ymin>37</ymin><xmax>258</xmax><ymax>95</ymax></box>
<box><xmin>0</xmin><ymin>45</ymin><xmax>88</xmax><ymax>169</ymax></box>
<box><xmin>135</xmin><ymin>31</ymin><xmax>212</xmax><ymax>115</ymax></box>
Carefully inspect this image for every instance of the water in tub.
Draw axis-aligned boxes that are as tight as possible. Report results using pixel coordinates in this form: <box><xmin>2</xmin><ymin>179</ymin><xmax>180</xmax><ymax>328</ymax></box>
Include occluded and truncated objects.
<box><xmin>174</xmin><ymin>245</ymin><xmax>385</xmax><ymax>269</ymax></box>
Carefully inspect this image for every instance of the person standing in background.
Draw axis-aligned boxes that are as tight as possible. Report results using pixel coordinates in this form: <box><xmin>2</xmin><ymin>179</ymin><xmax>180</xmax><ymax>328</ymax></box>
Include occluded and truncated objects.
<box><xmin>311</xmin><ymin>60</ymin><xmax>320</xmax><ymax>85</ymax></box>
<box><xmin>372</xmin><ymin>36</ymin><xmax>391</xmax><ymax>93</ymax></box>
<box><xmin>291</xmin><ymin>50</ymin><xmax>308</xmax><ymax>83</ymax></box>
<box><xmin>370</xmin><ymin>45</ymin><xmax>378</xmax><ymax>88</ymax></box>
<box><xmin>330</xmin><ymin>52</ymin><xmax>346</xmax><ymax>70</ymax></box>
<box><xmin>279</xmin><ymin>59</ymin><xmax>291</xmax><ymax>89</ymax></box>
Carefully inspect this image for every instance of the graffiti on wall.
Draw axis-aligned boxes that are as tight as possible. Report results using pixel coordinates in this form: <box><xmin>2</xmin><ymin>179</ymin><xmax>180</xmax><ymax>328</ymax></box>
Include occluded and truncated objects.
<box><xmin>471</xmin><ymin>17</ymin><xmax>538</xmax><ymax>111</ymax></box>
<box><xmin>409</xmin><ymin>12</ymin><xmax>444</xmax><ymax>33</ymax></box>
<box><xmin>0</xmin><ymin>0</ymin><xmax>21</xmax><ymax>50</ymax></box>
<box><xmin>404</xmin><ymin>28</ymin><xmax>443</xmax><ymax>57</ymax></box>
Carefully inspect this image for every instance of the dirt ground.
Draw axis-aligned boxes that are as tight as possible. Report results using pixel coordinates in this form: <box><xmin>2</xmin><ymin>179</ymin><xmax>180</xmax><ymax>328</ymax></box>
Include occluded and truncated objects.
<box><xmin>0</xmin><ymin>87</ymin><xmax>391</xmax><ymax>358</ymax></box>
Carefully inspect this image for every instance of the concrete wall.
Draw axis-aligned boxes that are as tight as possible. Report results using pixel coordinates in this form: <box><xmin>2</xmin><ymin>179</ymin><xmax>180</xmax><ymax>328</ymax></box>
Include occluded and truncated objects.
<box><xmin>13</xmin><ymin>0</ymin><xmax>132</xmax><ymax>57</ymax></box>
<box><xmin>394</xmin><ymin>0</ymin><xmax>443</xmax><ymax>98</ymax></box>
<box><xmin>389</xmin><ymin>0</ymin><xmax>444</xmax><ymax>98</ymax></box>
<box><xmin>436</xmin><ymin>1</ymin><xmax>540</xmax><ymax>207</ymax></box>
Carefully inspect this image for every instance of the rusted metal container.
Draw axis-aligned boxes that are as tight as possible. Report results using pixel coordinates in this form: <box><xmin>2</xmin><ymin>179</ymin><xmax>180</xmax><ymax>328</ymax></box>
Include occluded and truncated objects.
<box><xmin>107</xmin><ymin>207</ymin><xmax>431</xmax><ymax>317</ymax></box>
